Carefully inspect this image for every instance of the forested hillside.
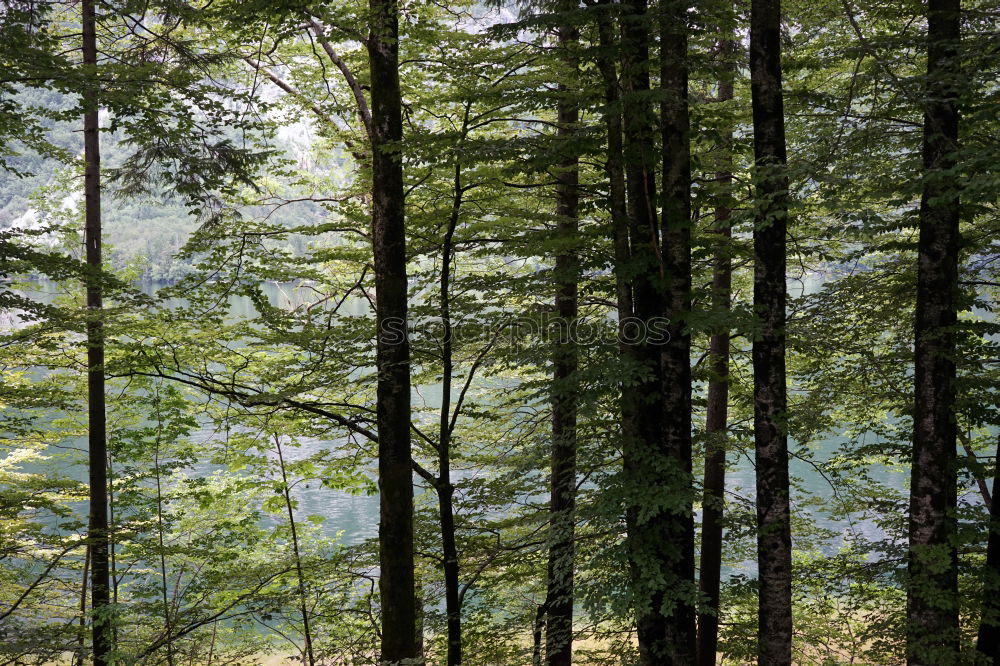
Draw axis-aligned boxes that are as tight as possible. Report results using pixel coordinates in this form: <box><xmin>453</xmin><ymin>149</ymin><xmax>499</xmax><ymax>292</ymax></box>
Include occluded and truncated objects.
<box><xmin>0</xmin><ymin>0</ymin><xmax>998</xmax><ymax>665</ymax></box>
<box><xmin>0</xmin><ymin>88</ymin><xmax>335</xmax><ymax>281</ymax></box>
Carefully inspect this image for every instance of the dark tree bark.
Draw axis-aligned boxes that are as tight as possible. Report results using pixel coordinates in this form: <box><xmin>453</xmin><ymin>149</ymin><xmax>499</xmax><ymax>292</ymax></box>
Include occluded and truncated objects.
<box><xmin>154</xmin><ymin>403</ymin><xmax>175</xmax><ymax>666</ymax></box>
<box><xmin>977</xmin><ymin>436</ymin><xmax>1000</xmax><ymax>663</ymax></box>
<box><xmin>593</xmin><ymin>0</ymin><xmax>632</xmax><ymax>324</ymax></box>
<box><xmin>545</xmin><ymin>10</ymin><xmax>580</xmax><ymax>665</ymax></box>
<box><xmin>592</xmin><ymin>24</ymin><xmax>644</xmax><ymax>659</ymax></box>
<box><xmin>437</xmin><ymin>111</ymin><xmax>468</xmax><ymax>665</ymax></box>
<box><xmin>697</xmin><ymin>29</ymin><xmax>736</xmax><ymax>666</ymax></box>
<box><xmin>617</xmin><ymin>0</ymin><xmax>696</xmax><ymax>660</ymax></box>
<box><xmin>618</xmin><ymin>0</ymin><xmax>668</xmax><ymax>661</ymax></box>
<box><xmin>594</xmin><ymin>1</ymin><xmax>631</xmax><ymax>334</ymax></box>
<box><xmin>907</xmin><ymin>2</ymin><xmax>961</xmax><ymax>663</ymax></box>
<box><xmin>82</xmin><ymin>2</ymin><xmax>111</xmax><ymax>664</ymax></box>
<box><xmin>658</xmin><ymin>0</ymin><xmax>696</xmax><ymax>661</ymax></box>
<box><xmin>367</xmin><ymin>0</ymin><xmax>420</xmax><ymax>661</ymax></box>
<box><xmin>749</xmin><ymin>0</ymin><xmax>792</xmax><ymax>663</ymax></box>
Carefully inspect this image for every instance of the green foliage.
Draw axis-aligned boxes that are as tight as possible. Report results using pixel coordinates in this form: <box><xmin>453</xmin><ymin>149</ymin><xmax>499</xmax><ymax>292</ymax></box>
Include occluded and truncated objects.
<box><xmin>1</xmin><ymin>0</ymin><xmax>998</xmax><ymax>663</ymax></box>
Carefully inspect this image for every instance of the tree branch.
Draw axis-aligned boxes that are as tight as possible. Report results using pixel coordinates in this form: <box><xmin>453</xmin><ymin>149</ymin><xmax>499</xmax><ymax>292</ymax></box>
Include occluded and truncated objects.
<box><xmin>307</xmin><ymin>19</ymin><xmax>373</xmax><ymax>142</ymax></box>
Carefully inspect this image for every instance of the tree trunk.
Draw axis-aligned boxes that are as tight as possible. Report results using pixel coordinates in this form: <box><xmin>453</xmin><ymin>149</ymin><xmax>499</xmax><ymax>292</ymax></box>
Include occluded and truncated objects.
<box><xmin>367</xmin><ymin>0</ymin><xmax>419</xmax><ymax>661</ymax></box>
<box><xmin>545</xmin><ymin>11</ymin><xmax>580</xmax><ymax>665</ymax></box>
<box><xmin>697</xmin><ymin>29</ymin><xmax>736</xmax><ymax>666</ymax></box>
<box><xmin>749</xmin><ymin>0</ymin><xmax>792</xmax><ymax>663</ymax></box>
<box><xmin>977</xmin><ymin>436</ymin><xmax>1000</xmax><ymax>662</ymax></box>
<box><xmin>82</xmin><ymin>2</ymin><xmax>112</xmax><ymax>664</ymax></box>
<box><xmin>592</xmin><ymin>16</ymin><xmax>648</xmax><ymax>662</ymax></box>
<box><xmin>658</xmin><ymin>0</ymin><xmax>696</xmax><ymax>662</ymax></box>
<box><xmin>275</xmin><ymin>436</ymin><xmax>316</xmax><ymax>666</ymax></box>
<box><xmin>618</xmin><ymin>0</ymin><xmax>682</xmax><ymax>661</ymax></box>
<box><xmin>593</xmin><ymin>0</ymin><xmax>631</xmax><ymax>338</ymax></box>
<box><xmin>154</xmin><ymin>395</ymin><xmax>175</xmax><ymax>666</ymax></box>
<box><xmin>438</xmin><ymin>133</ymin><xmax>466</xmax><ymax>665</ymax></box>
<box><xmin>619</xmin><ymin>0</ymin><xmax>698</xmax><ymax>660</ymax></box>
<box><xmin>75</xmin><ymin>545</ymin><xmax>90</xmax><ymax>666</ymax></box>
<box><xmin>908</xmin><ymin>2</ymin><xmax>961</xmax><ymax>663</ymax></box>
<box><xmin>533</xmin><ymin>602</ymin><xmax>546</xmax><ymax>666</ymax></box>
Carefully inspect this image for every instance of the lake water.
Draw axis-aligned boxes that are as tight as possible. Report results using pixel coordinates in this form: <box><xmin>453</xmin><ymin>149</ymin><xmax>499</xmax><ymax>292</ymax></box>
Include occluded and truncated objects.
<box><xmin>2</xmin><ymin>278</ymin><xmax>962</xmax><ymax>574</ymax></box>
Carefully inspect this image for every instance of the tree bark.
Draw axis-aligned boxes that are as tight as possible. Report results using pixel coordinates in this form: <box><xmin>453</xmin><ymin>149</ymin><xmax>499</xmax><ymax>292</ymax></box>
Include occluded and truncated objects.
<box><xmin>658</xmin><ymin>0</ymin><xmax>696</xmax><ymax>661</ymax></box>
<box><xmin>618</xmin><ymin>0</ymin><xmax>698</xmax><ymax>661</ymax></box>
<box><xmin>154</xmin><ymin>395</ymin><xmax>175</xmax><ymax>666</ymax></box>
<box><xmin>367</xmin><ymin>0</ymin><xmax>420</xmax><ymax>661</ymax></box>
<box><xmin>618</xmin><ymin>0</ymin><xmax>667</xmax><ymax>660</ymax></box>
<box><xmin>619</xmin><ymin>0</ymin><xmax>697</xmax><ymax>661</ymax></box>
<box><xmin>593</xmin><ymin>1</ymin><xmax>632</xmax><ymax>339</ymax></box>
<box><xmin>275</xmin><ymin>436</ymin><xmax>316</xmax><ymax>666</ymax></box>
<box><xmin>545</xmin><ymin>10</ymin><xmax>580</xmax><ymax>665</ymax></box>
<box><xmin>907</xmin><ymin>2</ymin><xmax>961</xmax><ymax>663</ymax></box>
<box><xmin>697</xmin><ymin>29</ymin><xmax>736</xmax><ymax>666</ymax></box>
<box><xmin>82</xmin><ymin>2</ymin><xmax>112</xmax><ymax>664</ymax></box>
<box><xmin>749</xmin><ymin>0</ymin><xmax>792</xmax><ymax>663</ymax></box>
<box><xmin>977</xmin><ymin>436</ymin><xmax>1000</xmax><ymax>663</ymax></box>
<box><xmin>592</xmin><ymin>18</ymin><xmax>648</xmax><ymax>663</ymax></box>
<box><xmin>75</xmin><ymin>546</ymin><xmax>90</xmax><ymax>666</ymax></box>
<box><xmin>438</xmin><ymin>126</ymin><xmax>466</xmax><ymax>666</ymax></box>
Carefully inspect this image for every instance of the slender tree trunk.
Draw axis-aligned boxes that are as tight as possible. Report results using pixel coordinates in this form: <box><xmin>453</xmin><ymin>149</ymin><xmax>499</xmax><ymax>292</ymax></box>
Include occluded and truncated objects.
<box><xmin>533</xmin><ymin>602</ymin><xmax>546</xmax><ymax>666</ymax></box>
<box><xmin>545</xmin><ymin>11</ymin><xmax>580</xmax><ymax>665</ymax></box>
<box><xmin>438</xmin><ymin>118</ymin><xmax>467</xmax><ymax>664</ymax></box>
<box><xmin>275</xmin><ymin>436</ymin><xmax>316</xmax><ymax>666</ymax></box>
<box><xmin>107</xmin><ymin>456</ymin><xmax>121</xmax><ymax>651</ymax></box>
<box><xmin>960</xmin><ymin>431</ymin><xmax>992</xmax><ymax>508</ymax></box>
<box><xmin>76</xmin><ymin>545</ymin><xmax>90</xmax><ymax>666</ymax></box>
<box><xmin>367</xmin><ymin>0</ymin><xmax>419</xmax><ymax>661</ymax></box>
<box><xmin>749</xmin><ymin>0</ymin><xmax>792</xmax><ymax>663</ymax></box>
<box><xmin>593</xmin><ymin>0</ymin><xmax>635</xmax><ymax>396</ymax></box>
<box><xmin>154</xmin><ymin>394</ymin><xmax>175</xmax><ymax>666</ymax></box>
<box><xmin>658</xmin><ymin>0</ymin><xmax>696</xmax><ymax>661</ymax></box>
<box><xmin>207</xmin><ymin>621</ymin><xmax>217</xmax><ymax>666</ymax></box>
<box><xmin>414</xmin><ymin>576</ymin><xmax>424</xmax><ymax>656</ymax></box>
<box><xmin>593</xmin><ymin>0</ymin><xmax>631</xmax><ymax>337</ymax></box>
<box><xmin>82</xmin><ymin>2</ymin><xmax>111</xmax><ymax>663</ymax></box>
<box><xmin>977</xmin><ymin>436</ymin><xmax>1000</xmax><ymax>662</ymax></box>
<box><xmin>108</xmin><ymin>458</ymin><xmax>118</xmax><ymax>613</ymax></box>
<box><xmin>697</xmin><ymin>30</ymin><xmax>736</xmax><ymax>666</ymax></box>
<box><xmin>907</xmin><ymin>2</ymin><xmax>961</xmax><ymax>663</ymax></box>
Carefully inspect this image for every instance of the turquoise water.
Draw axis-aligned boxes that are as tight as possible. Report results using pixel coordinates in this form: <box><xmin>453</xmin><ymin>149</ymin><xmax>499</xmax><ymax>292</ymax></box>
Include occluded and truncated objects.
<box><xmin>5</xmin><ymin>278</ymin><xmax>980</xmax><ymax>561</ymax></box>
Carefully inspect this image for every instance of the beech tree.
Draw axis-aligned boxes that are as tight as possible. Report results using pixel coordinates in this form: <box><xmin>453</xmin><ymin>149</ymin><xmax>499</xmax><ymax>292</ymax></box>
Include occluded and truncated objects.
<box><xmin>80</xmin><ymin>2</ymin><xmax>112</xmax><ymax>663</ymax></box>
<box><xmin>907</xmin><ymin>0</ymin><xmax>962</xmax><ymax>663</ymax></box>
<box><xmin>366</xmin><ymin>0</ymin><xmax>420</xmax><ymax>660</ymax></box>
<box><xmin>658</xmin><ymin>0</ymin><xmax>696</xmax><ymax>661</ymax></box>
<box><xmin>544</xmin><ymin>3</ymin><xmax>581</xmax><ymax>665</ymax></box>
<box><xmin>697</xmin><ymin>11</ymin><xmax>737</xmax><ymax>665</ymax></box>
<box><xmin>749</xmin><ymin>0</ymin><xmax>793</xmax><ymax>662</ymax></box>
